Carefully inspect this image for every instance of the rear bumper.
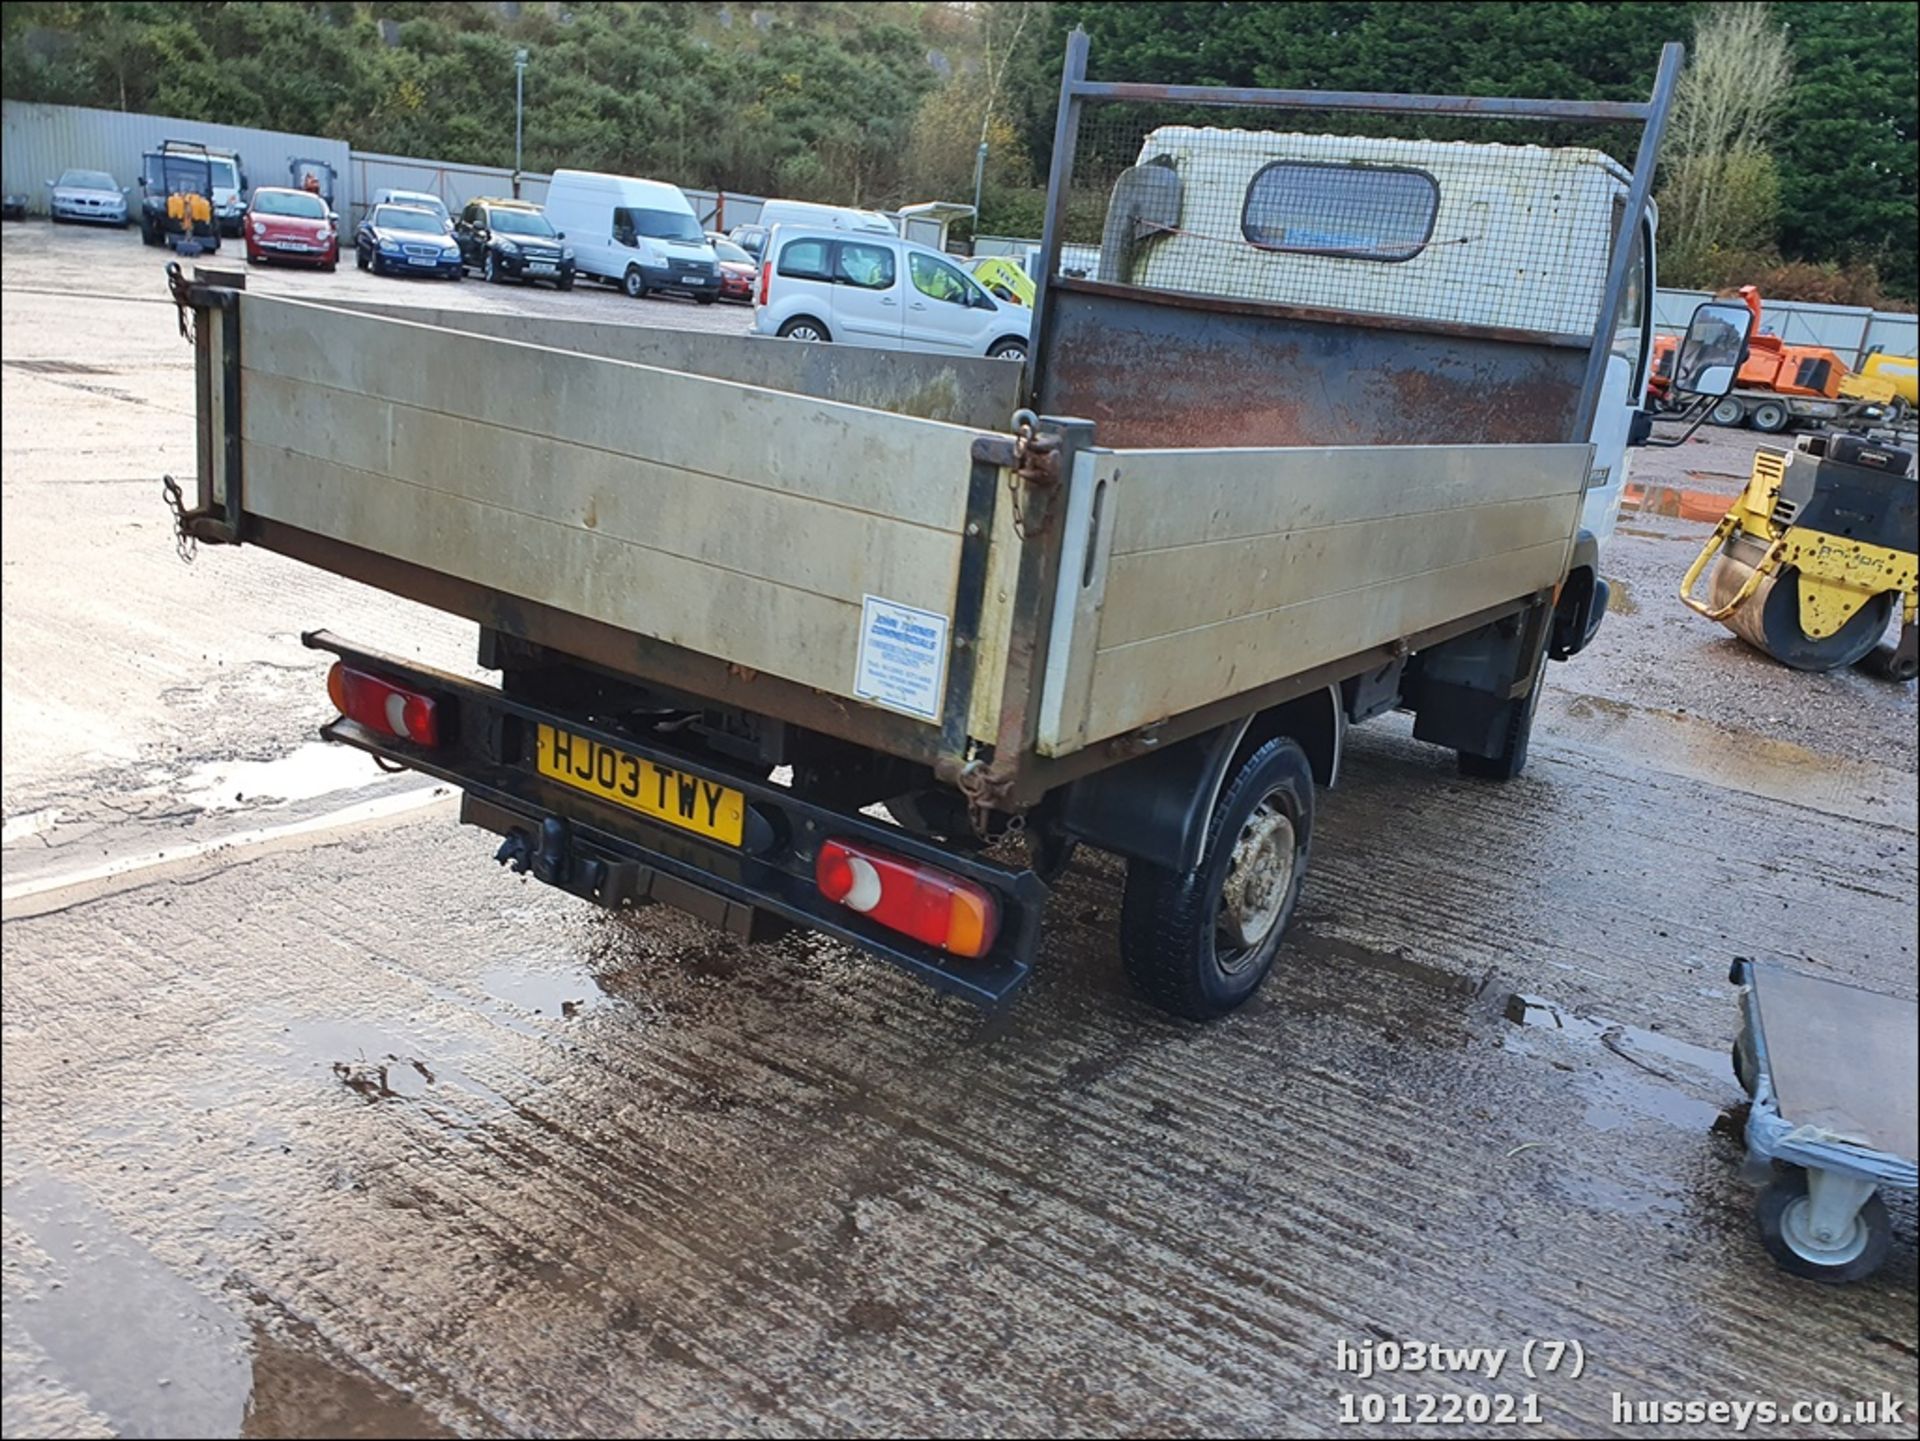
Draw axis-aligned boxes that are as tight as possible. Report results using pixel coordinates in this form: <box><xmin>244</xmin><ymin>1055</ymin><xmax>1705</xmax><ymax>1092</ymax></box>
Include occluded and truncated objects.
<box><xmin>304</xmin><ymin>631</ymin><xmax>1047</xmax><ymax>1006</ymax></box>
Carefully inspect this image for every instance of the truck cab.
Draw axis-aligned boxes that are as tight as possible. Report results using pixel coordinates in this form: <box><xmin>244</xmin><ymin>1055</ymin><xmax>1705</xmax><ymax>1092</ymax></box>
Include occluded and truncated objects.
<box><xmin>1077</xmin><ymin>126</ymin><xmax>1658</xmax><ymax>657</ymax></box>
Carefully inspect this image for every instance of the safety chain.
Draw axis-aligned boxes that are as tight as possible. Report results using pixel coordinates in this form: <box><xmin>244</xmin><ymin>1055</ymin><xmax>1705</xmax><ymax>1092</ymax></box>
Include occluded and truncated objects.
<box><xmin>165</xmin><ymin>261</ymin><xmax>195</xmax><ymax>345</ymax></box>
<box><xmin>1006</xmin><ymin>407</ymin><xmax>1062</xmax><ymax>540</ymax></box>
<box><xmin>161</xmin><ymin>474</ymin><xmax>196</xmax><ymax>563</ymax></box>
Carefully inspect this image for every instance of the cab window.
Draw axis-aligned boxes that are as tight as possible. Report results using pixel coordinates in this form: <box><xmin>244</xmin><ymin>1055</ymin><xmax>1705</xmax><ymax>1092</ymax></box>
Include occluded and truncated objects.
<box><xmin>909</xmin><ymin>252</ymin><xmax>987</xmax><ymax>307</ymax></box>
<box><xmin>612</xmin><ymin>209</ymin><xmax>637</xmax><ymax>247</ymax></box>
<box><xmin>834</xmin><ymin>241</ymin><xmax>896</xmax><ymax>291</ymax></box>
<box><xmin>1609</xmin><ymin>212</ymin><xmax>1652</xmax><ymax>394</ymax></box>
<box><xmin>460</xmin><ymin>203</ymin><xmax>480</xmax><ymax>226</ymax></box>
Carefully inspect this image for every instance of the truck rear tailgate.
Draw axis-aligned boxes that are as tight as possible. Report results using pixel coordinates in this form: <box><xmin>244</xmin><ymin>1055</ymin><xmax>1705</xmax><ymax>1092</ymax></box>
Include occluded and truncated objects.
<box><xmin>199</xmin><ymin>294</ymin><xmax>992</xmax><ymax>737</ymax></box>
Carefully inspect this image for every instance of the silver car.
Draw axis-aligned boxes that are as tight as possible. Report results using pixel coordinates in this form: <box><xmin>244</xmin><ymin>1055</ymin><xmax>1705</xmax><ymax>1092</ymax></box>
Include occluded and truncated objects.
<box><xmin>47</xmin><ymin>169</ymin><xmax>128</xmax><ymax>226</ymax></box>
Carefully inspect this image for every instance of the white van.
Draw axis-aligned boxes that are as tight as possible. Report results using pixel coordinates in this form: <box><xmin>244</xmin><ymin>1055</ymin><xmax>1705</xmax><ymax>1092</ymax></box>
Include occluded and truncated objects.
<box><xmin>541</xmin><ymin>169</ymin><xmax>721</xmax><ymax>303</ymax></box>
<box><xmin>753</xmin><ymin>227</ymin><xmax>1030</xmax><ymax>360</ymax></box>
<box><xmin>730</xmin><ymin>199</ymin><xmax>894</xmax><ymax>261</ymax></box>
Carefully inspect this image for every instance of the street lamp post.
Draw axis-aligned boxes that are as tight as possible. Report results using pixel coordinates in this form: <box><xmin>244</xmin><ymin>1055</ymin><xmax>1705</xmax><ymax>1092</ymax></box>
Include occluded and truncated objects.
<box><xmin>971</xmin><ymin>139</ymin><xmax>989</xmax><ymax>220</ymax></box>
<box><xmin>513</xmin><ymin>48</ymin><xmax>528</xmax><ymax>199</ymax></box>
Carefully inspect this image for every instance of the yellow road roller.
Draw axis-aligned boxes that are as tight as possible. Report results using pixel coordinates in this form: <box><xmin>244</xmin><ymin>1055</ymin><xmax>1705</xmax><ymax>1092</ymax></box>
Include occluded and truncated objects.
<box><xmin>1680</xmin><ymin>433</ymin><xmax>1917</xmax><ymax>679</ymax></box>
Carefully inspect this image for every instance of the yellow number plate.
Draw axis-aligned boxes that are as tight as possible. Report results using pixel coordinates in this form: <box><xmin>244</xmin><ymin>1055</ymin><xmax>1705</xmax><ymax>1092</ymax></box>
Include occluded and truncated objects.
<box><xmin>534</xmin><ymin>724</ymin><xmax>744</xmax><ymax>846</ymax></box>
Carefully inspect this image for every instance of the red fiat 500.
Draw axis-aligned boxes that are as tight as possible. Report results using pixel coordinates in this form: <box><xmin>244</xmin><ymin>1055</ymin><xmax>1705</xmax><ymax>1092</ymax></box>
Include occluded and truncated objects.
<box><xmin>245</xmin><ymin>187</ymin><xmax>339</xmax><ymax>271</ymax></box>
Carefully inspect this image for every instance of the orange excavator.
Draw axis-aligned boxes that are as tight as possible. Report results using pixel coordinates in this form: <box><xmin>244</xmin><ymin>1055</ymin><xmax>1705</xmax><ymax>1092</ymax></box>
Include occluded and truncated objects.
<box><xmin>1650</xmin><ymin>287</ymin><xmax>1913</xmax><ymax>433</ymax></box>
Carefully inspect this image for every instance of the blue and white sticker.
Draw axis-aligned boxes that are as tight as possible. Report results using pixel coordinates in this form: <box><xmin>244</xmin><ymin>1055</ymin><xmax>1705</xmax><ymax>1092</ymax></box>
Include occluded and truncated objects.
<box><xmin>854</xmin><ymin>594</ymin><xmax>949</xmax><ymax>723</ymax></box>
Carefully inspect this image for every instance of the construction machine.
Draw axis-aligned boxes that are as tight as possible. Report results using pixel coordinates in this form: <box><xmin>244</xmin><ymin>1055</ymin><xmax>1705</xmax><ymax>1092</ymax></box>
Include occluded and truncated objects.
<box><xmin>138</xmin><ymin>140</ymin><xmax>220</xmax><ymax>253</ymax></box>
<box><xmin>1680</xmin><ymin>432</ymin><xmax>1917</xmax><ymax>678</ymax></box>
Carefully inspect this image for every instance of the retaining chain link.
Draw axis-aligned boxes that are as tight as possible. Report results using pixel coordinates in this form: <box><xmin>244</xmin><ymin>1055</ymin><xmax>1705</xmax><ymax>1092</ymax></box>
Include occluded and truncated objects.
<box><xmin>161</xmin><ymin>475</ymin><xmax>196</xmax><ymax>563</ymax></box>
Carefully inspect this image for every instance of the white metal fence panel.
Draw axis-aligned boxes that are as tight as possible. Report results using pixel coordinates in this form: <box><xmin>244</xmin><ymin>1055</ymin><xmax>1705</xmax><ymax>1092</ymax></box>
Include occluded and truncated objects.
<box><xmin>1655</xmin><ymin>287</ymin><xmax>1915</xmax><ymax>367</ymax></box>
<box><xmin>2</xmin><ymin>100</ymin><xmax>348</xmax><ymax>211</ymax></box>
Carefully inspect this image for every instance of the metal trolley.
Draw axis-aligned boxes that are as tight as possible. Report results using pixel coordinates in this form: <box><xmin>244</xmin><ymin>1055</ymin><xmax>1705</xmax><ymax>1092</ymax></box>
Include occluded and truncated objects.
<box><xmin>1730</xmin><ymin>959</ymin><xmax>1918</xmax><ymax>1283</ymax></box>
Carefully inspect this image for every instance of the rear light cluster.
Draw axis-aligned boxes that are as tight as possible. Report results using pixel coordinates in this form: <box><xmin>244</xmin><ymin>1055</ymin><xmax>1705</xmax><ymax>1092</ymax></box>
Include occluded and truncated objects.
<box><xmin>326</xmin><ymin>663</ymin><xmax>441</xmax><ymax>747</ymax></box>
<box><xmin>815</xmin><ymin>839</ymin><xmax>1000</xmax><ymax>959</ymax></box>
<box><xmin>757</xmin><ymin>261</ymin><xmax>772</xmax><ymax>307</ymax></box>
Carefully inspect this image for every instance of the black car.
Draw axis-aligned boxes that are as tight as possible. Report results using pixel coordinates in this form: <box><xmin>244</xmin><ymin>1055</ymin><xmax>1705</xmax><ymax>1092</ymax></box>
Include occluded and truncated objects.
<box><xmin>455</xmin><ymin>199</ymin><xmax>575</xmax><ymax>289</ymax></box>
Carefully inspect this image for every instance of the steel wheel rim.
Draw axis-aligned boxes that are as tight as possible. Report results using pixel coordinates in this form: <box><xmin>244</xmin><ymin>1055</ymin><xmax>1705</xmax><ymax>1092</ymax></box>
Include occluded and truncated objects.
<box><xmin>1780</xmin><ymin>1195</ymin><xmax>1869</xmax><ymax>1266</ymax></box>
<box><xmin>1214</xmin><ymin>794</ymin><xmax>1297</xmax><ymax>971</ymax></box>
<box><xmin>1711</xmin><ymin>398</ymin><xmax>1744</xmax><ymax>425</ymax></box>
<box><xmin>788</xmin><ymin>324</ymin><xmax>823</xmax><ymax>342</ymax></box>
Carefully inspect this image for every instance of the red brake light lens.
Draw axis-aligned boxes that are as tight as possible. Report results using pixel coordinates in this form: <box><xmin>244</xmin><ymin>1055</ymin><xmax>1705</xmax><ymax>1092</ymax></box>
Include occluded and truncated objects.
<box><xmin>326</xmin><ymin>663</ymin><xmax>441</xmax><ymax>747</ymax></box>
<box><xmin>757</xmin><ymin>260</ymin><xmax>772</xmax><ymax>306</ymax></box>
<box><xmin>815</xmin><ymin>839</ymin><xmax>1000</xmax><ymax>959</ymax></box>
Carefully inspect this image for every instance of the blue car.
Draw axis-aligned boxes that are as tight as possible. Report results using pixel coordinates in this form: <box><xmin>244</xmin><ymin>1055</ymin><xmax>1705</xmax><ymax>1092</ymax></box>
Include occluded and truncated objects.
<box><xmin>355</xmin><ymin>203</ymin><xmax>463</xmax><ymax>280</ymax></box>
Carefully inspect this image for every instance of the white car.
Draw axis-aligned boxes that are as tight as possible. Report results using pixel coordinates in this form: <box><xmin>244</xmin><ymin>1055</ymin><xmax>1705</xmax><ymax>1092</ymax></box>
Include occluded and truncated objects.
<box><xmin>46</xmin><ymin>169</ymin><xmax>128</xmax><ymax>226</ymax></box>
<box><xmin>753</xmin><ymin>228</ymin><xmax>1030</xmax><ymax>361</ymax></box>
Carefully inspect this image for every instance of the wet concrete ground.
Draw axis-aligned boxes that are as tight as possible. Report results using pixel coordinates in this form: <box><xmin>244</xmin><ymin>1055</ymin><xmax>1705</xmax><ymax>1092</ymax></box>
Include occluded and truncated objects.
<box><xmin>3</xmin><ymin>221</ymin><xmax>1917</xmax><ymax>1437</ymax></box>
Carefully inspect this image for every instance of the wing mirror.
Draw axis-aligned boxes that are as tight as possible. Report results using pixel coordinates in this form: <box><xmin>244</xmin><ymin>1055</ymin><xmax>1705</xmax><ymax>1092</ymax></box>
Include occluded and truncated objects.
<box><xmin>1672</xmin><ymin>300</ymin><xmax>1754</xmax><ymax>399</ymax></box>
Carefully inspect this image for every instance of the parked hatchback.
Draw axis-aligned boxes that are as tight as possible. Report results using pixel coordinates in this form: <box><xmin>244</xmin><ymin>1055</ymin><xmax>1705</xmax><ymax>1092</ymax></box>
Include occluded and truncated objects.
<box><xmin>706</xmin><ymin>233</ymin><xmax>757</xmax><ymax>303</ymax></box>
<box><xmin>245</xmin><ymin>186</ymin><xmax>338</xmax><ymax>270</ymax></box>
<box><xmin>454</xmin><ymin>199</ymin><xmax>575</xmax><ymax>289</ymax></box>
<box><xmin>753</xmin><ymin>228</ymin><xmax>1029</xmax><ymax>360</ymax></box>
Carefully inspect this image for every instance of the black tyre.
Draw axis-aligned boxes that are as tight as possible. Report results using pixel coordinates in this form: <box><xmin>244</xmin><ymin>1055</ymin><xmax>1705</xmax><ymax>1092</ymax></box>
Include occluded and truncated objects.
<box><xmin>355</xmin><ymin>245</ymin><xmax>368</xmax><ymax>271</ymax></box>
<box><xmin>484</xmin><ymin>252</ymin><xmax>502</xmax><ymax>284</ymax></box>
<box><xmin>988</xmin><ymin>338</ymin><xmax>1028</xmax><ymax>362</ymax></box>
<box><xmin>371</xmin><ymin>252</ymin><xmax>386</xmax><ymax>276</ymax></box>
<box><xmin>1119</xmin><ymin>737</ymin><xmax>1314</xmax><ymax>1020</ymax></box>
<box><xmin>623</xmin><ymin>267</ymin><xmax>647</xmax><ymax>299</ymax></box>
<box><xmin>777</xmin><ymin>316</ymin><xmax>830</xmax><ymax>342</ymax></box>
<box><xmin>694</xmin><ymin>292</ymin><xmax>717</xmax><ymax>306</ymax></box>
<box><xmin>556</xmin><ymin>274</ymin><xmax>574</xmax><ymax>292</ymax></box>
<box><xmin>1458</xmin><ymin>648</ymin><xmax>1547</xmax><ymax>781</ymax></box>
<box><xmin>1750</xmin><ymin>398</ymin><xmax>1791</xmax><ymax>433</ymax></box>
<box><xmin>1756</xmin><ymin>1170</ymin><xmax>1891</xmax><ymax>1283</ymax></box>
<box><xmin>141</xmin><ymin>219</ymin><xmax>160</xmax><ymax>247</ymax></box>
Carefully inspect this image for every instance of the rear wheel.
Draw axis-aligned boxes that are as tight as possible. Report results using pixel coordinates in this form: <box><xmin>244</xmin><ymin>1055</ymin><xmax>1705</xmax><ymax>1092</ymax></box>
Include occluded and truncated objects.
<box><xmin>987</xmin><ymin>338</ymin><xmax>1028</xmax><ymax>362</ymax></box>
<box><xmin>1709</xmin><ymin>396</ymin><xmax>1748</xmax><ymax>427</ymax></box>
<box><xmin>622</xmin><ymin>267</ymin><xmax>647</xmax><ymax>299</ymax></box>
<box><xmin>1118</xmin><ymin>737</ymin><xmax>1314</xmax><ymax>1020</ymax></box>
<box><xmin>777</xmin><ymin>316</ymin><xmax>830</xmax><ymax>342</ymax></box>
<box><xmin>1750</xmin><ymin>398</ymin><xmax>1791</xmax><ymax>433</ymax></box>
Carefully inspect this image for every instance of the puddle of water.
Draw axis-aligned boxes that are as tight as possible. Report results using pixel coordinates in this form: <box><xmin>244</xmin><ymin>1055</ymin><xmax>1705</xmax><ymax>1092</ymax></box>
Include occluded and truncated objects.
<box><xmin>267</xmin><ymin>1017</ymin><xmax>510</xmax><ymax>1112</ymax></box>
<box><xmin>1550</xmin><ymin>692</ymin><xmax>1912</xmax><ymax>826</ymax></box>
<box><xmin>181</xmin><ymin>742</ymin><xmax>383</xmax><ymax>812</ymax></box>
<box><xmin>2</xmin><ymin>807</ymin><xmax>63</xmax><ymax>844</ymax></box>
<box><xmin>1290</xmin><ymin>921</ymin><xmax>1487</xmax><ymax>999</ymax></box>
<box><xmin>1621</xmin><ymin>481</ymin><xmax>1729</xmax><ymax>522</ymax></box>
<box><xmin>241</xmin><ymin>1327</ymin><xmax>453</xmax><ymax>1440</ymax></box>
<box><xmin>4</xmin><ymin>1169</ymin><xmax>253</xmax><ymax>1438</ymax></box>
<box><xmin>477</xmin><ymin>964</ymin><xmax>603</xmax><ymax>1019</ymax></box>
<box><xmin>1552</xmin><ymin>1172</ymin><xmax>1685</xmax><ymax>1219</ymax></box>
<box><xmin>1504</xmin><ymin>993</ymin><xmax>1731</xmax><ymax>1135</ymax></box>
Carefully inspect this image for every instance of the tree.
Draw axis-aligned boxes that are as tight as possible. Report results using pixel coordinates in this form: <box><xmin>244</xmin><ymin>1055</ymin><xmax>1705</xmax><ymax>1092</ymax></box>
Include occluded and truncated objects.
<box><xmin>1656</xmin><ymin>3</ymin><xmax>1793</xmax><ymax>287</ymax></box>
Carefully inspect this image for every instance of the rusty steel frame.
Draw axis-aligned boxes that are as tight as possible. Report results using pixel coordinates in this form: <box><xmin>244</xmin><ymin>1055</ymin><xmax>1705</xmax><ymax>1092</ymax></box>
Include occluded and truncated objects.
<box><xmin>1025</xmin><ymin>29</ymin><xmax>1688</xmax><ymax>448</ymax></box>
